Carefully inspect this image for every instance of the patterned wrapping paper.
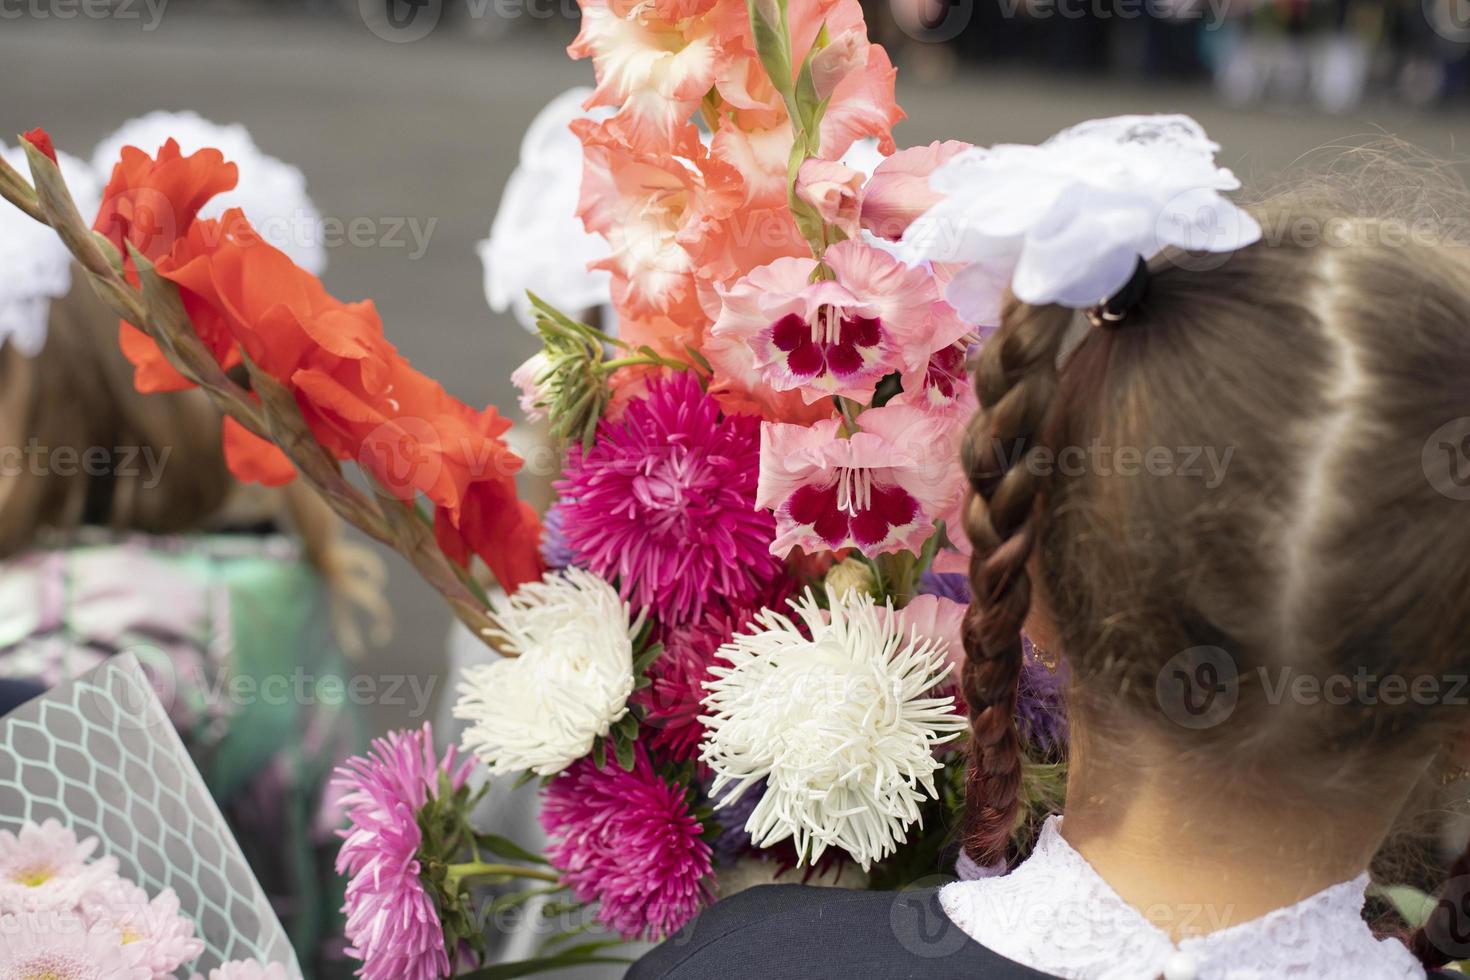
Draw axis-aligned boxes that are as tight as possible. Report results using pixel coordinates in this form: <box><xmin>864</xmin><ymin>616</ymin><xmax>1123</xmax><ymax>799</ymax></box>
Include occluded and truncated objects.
<box><xmin>0</xmin><ymin>653</ymin><xmax>301</xmax><ymax>975</ymax></box>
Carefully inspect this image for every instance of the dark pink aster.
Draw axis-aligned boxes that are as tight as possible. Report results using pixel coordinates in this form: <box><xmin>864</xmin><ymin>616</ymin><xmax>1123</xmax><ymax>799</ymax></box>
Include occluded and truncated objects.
<box><xmin>638</xmin><ymin>606</ymin><xmax>757</xmax><ymax>764</ymax></box>
<box><xmin>333</xmin><ymin>723</ymin><xmax>474</xmax><ymax>980</ymax></box>
<box><xmin>555</xmin><ymin>371</ymin><xmax>782</xmax><ymax>625</ymax></box>
<box><xmin>540</xmin><ymin>746</ymin><xmax>714</xmax><ymax>941</ymax></box>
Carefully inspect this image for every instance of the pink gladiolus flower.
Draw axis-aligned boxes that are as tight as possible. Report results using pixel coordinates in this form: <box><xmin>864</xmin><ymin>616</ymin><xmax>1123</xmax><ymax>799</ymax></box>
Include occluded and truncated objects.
<box><xmin>708</xmin><ymin>239</ymin><xmax>970</xmax><ymax>405</ymax></box>
<box><xmin>860</xmin><ymin>140</ymin><xmax>974</xmax><ymax>242</ymax></box>
<box><xmin>333</xmin><ymin>724</ymin><xmax>475</xmax><ymax>980</ymax></box>
<box><xmin>891</xmin><ymin>593</ymin><xmax>968</xmax><ymax>678</ymax></box>
<box><xmin>794</xmin><ymin>159</ymin><xmax>863</xmax><ymax>240</ymax></box>
<box><xmin>757</xmin><ymin>402</ymin><xmax>966</xmax><ymax>556</ymax></box>
<box><xmin>709</xmin><ymin>0</ymin><xmax>901</xmax><ymax>205</ymax></box>
<box><xmin>540</xmin><ymin>747</ymin><xmax>713</xmax><ymax>941</ymax></box>
<box><xmin>568</xmin><ymin>0</ymin><xmax>730</xmax><ymax>152</ymax></box>
<box><xmin>575</xmin><ymin>119</ymin><xmax>743</xmax><ymax>327</ymax></box>
<box><xmin>895</xmin><ymin>328</ymin><xmax>980</xmax><ymax>415</ymax></box>
<box><xmin>810</xmin><ymin>31</ymin><xmax>866</xmax><ymax>100</ymax></box>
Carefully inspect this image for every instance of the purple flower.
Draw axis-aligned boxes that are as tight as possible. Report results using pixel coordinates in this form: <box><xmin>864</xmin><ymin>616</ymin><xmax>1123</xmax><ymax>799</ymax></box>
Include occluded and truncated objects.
<box><xmin>919</xmin><ymin>569</ymin><xmax>970</xmax><ymax>604</ymax></box>
<box><xmin>555</xmin><ymin>372</ymin><xmax>783</xmax><ymax>626</ymax></box>
<box><xmin>539</xmin><ymin>503</ymin><xmax>576</xmax><ymax>570</ymax></box>
<box><xmin>1017</xmin><ymin>635</ymin><xmax>1068</xmax><ymax>754</ymax></box>
<box><xmin>708</xmin><ymin>780</ymin><xmax>763</xmax><ymax>868</ymax></box>
<box><xmin>333</xmin><ymin>724</ymin><xmax>474</xmax><ymax>980</ymax></box>
<box><xmin>540</xmin><ymin>747</ymin><xmax>713</xmax><ymax>940</ymax></box>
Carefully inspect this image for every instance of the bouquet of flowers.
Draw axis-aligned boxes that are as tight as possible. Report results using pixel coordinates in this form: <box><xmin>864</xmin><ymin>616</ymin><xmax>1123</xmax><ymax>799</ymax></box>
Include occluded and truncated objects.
<box><xmin>0</xmin><ymin>0</ymin><xmax>1073</xmax><ymax>973</ymax></box>
<box><xmin>0</xmin><ymin>655</ymin><xmax>299</xmax><ymax>978</ymax></box>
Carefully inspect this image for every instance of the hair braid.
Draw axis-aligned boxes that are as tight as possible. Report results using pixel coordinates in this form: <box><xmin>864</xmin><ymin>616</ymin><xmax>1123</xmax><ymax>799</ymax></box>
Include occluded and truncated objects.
<box><xmin>960</xmin><ymin>303</ymin><xmax>1073</xmax><ymax>867</ymax></box>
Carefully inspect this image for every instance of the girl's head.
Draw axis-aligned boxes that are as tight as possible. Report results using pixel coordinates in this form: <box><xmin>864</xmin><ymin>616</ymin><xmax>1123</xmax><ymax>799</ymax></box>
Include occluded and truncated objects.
<box><xmin>0</xmin><ymin>276</ymin><xmax>232</xmax><ymax>556</ymax></box>
<box><xmin>958</xmin><ymin>164</ymin><xmax>1470</xmax><ymax>883</ymax></box>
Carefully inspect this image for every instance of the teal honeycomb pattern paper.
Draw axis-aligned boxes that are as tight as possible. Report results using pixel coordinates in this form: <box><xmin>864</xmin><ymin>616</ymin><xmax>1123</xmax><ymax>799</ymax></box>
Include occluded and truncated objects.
<box><xmin>0</xmin><ymin>654</ymin><xmax>302</xmax><ymax>976</ymax></box>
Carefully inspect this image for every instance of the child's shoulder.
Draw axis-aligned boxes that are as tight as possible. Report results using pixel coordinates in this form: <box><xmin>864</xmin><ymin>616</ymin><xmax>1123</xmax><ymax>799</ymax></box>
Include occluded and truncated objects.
<box><xmin>628</xmin><ymin>884</ymin><xmax>1056</xmax><ymax>980</ymax></box>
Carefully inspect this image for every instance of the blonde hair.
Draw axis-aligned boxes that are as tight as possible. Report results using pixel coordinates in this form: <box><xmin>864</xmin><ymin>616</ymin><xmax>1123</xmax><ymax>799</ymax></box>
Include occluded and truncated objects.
<box><xmin>0</xmin><ymin>271</ymin><xmax>389</xmax><ymax>652</ymax></box>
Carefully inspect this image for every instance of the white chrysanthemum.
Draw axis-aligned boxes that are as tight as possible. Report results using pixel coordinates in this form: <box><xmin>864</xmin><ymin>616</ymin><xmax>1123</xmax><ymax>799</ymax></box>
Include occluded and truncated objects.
<box><xmin>455</xmin><ymin>568</ymin><xmax>643</xmax><ymax>776</ymax></box>
<box><xmin>701</xmin><ymin>588</ymin><xmax>967</xmax><ymax>870</ymax></box>
<box><xmin>0</xmin><ymin>819</ymin><xmax>121</xmax><ymax>914</ymax></box>
<box><xmin>0</xmin><ymin>913</ymin><xmax>150</xmax><ymax>980</ymax></box>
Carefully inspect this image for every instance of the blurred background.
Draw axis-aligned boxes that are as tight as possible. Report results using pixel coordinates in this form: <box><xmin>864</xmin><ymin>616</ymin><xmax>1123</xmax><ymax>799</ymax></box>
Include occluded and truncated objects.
<box><xmin>2</xmin><ymin>0</ymin><xmax>1467</xmax><ymax>739</ymax></box>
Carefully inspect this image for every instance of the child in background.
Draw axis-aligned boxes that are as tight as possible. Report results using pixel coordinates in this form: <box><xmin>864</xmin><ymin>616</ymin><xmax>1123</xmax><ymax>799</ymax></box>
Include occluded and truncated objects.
<box><xmin>0</xmin><ymin>115</ymin><xmax>386</xmax><ymax>978</ymax></box>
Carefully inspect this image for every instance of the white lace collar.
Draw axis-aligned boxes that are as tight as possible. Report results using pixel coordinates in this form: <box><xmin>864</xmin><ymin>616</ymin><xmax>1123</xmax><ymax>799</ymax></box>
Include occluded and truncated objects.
<box><xmin>939</xmin><ymin>817</ymin><xmax>1424</xmax><ymax>980</ymax></box>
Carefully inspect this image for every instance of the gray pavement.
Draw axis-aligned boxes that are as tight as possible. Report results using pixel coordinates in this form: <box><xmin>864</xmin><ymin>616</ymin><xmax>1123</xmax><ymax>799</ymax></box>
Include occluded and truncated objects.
<box><xmin>3</xmin><ymin>6</ymin><xmax>1468</xmax><ymax>735</ymax></box>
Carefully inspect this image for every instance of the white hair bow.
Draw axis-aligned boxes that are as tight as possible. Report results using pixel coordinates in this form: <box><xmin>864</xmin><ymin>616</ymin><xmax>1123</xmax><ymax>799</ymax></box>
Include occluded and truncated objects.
<box><xmin>900</xmin><ymin>114</ymin><xmax>1262</xmax><ymax>325</ymax></box>
<box><xmin>0</xmin><ymin>144</ymin><xmax>101</xmax><ymax>358</ymax></box>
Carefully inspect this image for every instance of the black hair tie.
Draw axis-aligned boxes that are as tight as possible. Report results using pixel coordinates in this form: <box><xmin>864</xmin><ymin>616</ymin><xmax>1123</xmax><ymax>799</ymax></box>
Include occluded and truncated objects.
<box><xmin>1085</xmin><ymin>257</ymin><xmax>1150</xmax><ymax>329</ymax></box>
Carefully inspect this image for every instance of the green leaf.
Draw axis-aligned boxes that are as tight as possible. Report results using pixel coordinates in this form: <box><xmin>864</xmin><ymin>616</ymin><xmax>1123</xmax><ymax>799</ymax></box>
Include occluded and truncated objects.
<box><xmin>511</xmin><ymin>769</ymin><xmax>539</xmax><ymax>791</ymax></box>
<box><xmin>633</xmin><ymin>641</ymin><xmax>664</xmax><ymax>676</ymax></box>
<box><xmin>473</xmin><ymin>833</ymin><xmax>551</xmax><ymax>866</ymax></box>
<box><xmin>614</xmin><ymin>735</ymin><xmax>636</xmax><ymax>772</ymax></box>
<box><xmin>592</xmin><ymin>739</ymin><xmax>607</xmax><ymax>771</ymax></box>
<box><xmin>1375</xmin><ymin>884</ymin><xmax>1439</xmax><ymax>928</ymax></box>
<box><xmin>614</xmin><ymin>712</ymin><xmax>640</xmax><ymax>741</ymax></box>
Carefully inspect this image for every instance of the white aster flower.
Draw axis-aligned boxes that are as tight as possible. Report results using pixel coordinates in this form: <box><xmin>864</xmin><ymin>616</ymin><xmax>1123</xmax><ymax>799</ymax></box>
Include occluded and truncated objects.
<box><xmin>701</xmin><ymin>588</ymin><xmax>967</xmax><ymax>870</ymax></box>
<box><xmin>455</xmin><ymin>568</ymin><xmax>643</xmax><ymax>776</ymax></box>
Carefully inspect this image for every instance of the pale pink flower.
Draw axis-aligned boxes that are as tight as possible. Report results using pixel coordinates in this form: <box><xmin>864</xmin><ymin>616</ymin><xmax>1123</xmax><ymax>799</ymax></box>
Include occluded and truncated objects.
<box><xmin>756</xmin><ymin>402</ymin><xmax>966</xmax><ymax>556</ymax></box>
<box><xmin>574</xmin><ymin>119</ymin><xmax>742</xmax><ymax>326</ymax></box>
<box><xmin>0</xmin><ymin>820</ymin><xmax>121</xmax><ymax>914</ymax></box>
<box><xmin>891</xmin><ymin>594</ymin><xmax>968</xmax><ymax>678</ymax></box>
<box><xmin>568</xmin><ymin>0</ymin><xmax>729</xmax><ymax>151</ymax></box>
<box><xmin>510</xmin><ymin>352</ymin><xmax>550</xmax><ymax>422</ymax></box>
<box><xmin>810</xmin><ymin>31</ymin><xmax>866</xmax><ymax>100</ymax></box>
<box><xmin>709</xmin><ymin>0</ymin><xmax>901</xmax><ymax>202</ymax></box>
<box><xmin>191</xmin><ymin>961</ymin><xmax>290</xmax><ymax>980</ymax></box>
<box><xmin>794</xmin><ymin>159</ymin><xmax>863</xmax><ymax>239</ymax></box>
<box><xmin>0</xmin><ymin>914</ymin><xmax>150</xmax><ymax>980</ymax></box>
<box><xmin>80</xmin><ymin>878</ymin><xmax>203</xmax><ymax>977</ymax></box>
<box><xmin>708</xmin><ymin>239</ymin><xmax>968</xmax><ymax>405</ymax></box>
<box><xmin>895</xmin><ymin>328</ymin><xmax>979</xmax><ymax>415</ymax></box>
<box><xmin>860</xmin><ymin>140</ymin><xmax>974</xmax><ymax>242</ymax></box>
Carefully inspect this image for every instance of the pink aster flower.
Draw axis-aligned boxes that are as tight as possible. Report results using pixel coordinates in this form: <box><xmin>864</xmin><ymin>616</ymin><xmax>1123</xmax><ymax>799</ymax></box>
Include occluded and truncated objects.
<box><xmin>540</xmin><ymin>747</ymin><xmax>713</xmax><ymax>941</ymax></box>
<box><xmin>757</xmin><ymin>402</ymin><xmax>966</xmax><ymax>557</ymax></box>
<box><xmin>555</xmin><ymin>371</ymin><xmax>784</xmax><ymax>626</ymax></box>
<box><xmin>333</xmin><ymin>724</ymin><xmax>475</xmax><ymax>980</ymax></box>
<box><xmin>80</xmin><ymin>878</ymin><xmax>203</xmax><ymax>976</ymax></box>
<box><xmin>0</xmin><ymin>819</ymin><xmax>121</xmax><ymax>914</ymax></box>
<box><xmin>638</xmin><ymin>606</ymin><xmax>762</xmax><ymax>764</ymax></box>
<box><xmin>707</xmin><ymin>239</ymin><xmax>970</xmax><ymax>406</ymax></box>
<box><xmin>0</xmin><ymin>914</ymin><xmax>149</xmax><ymax>980</ymax></box>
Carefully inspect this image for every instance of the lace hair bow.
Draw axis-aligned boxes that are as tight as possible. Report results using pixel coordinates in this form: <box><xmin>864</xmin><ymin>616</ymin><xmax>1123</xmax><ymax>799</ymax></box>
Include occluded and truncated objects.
<box><xmin>899</xmin><ymin>114</ymin><xmax>1262</xmax><ymax>327</ymax></box>
<box><xmin>0</xmin><ymin>144</ymin><xmax>101</xmax><ymax>358</ymax></box>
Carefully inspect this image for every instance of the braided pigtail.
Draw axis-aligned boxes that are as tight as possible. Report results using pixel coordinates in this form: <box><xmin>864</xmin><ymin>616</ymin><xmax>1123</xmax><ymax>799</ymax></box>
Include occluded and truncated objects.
<box><xmin>959</xmin><ymin>302</ymin><xmax>1074</xmax><ymax>867</ymax></box>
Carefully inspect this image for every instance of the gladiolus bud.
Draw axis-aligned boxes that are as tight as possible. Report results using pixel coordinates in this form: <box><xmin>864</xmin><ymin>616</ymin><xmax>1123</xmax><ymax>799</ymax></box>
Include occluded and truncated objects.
<box><xmin>810</xmin><ymin>33</ymin><xmax>865</xmax><ymax>101</ymax></box>
<box><xmin>21</xmin><ymin>128</ymin><xmax>58</xmax><ymax>165</ymax></box>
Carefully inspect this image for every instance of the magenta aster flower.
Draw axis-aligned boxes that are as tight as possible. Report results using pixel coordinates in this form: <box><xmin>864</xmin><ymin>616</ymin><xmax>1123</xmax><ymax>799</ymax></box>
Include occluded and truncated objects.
<box><xmin>540</xmin><ymin>747</ymin><xmax>713</xmax><ymax>941</ymax></box>
<box><xmin>556</xmin><ymin>372</ymin><xmax>782</xmax><ymax>625</ymax></box>
<box><xmin>333</xmin><ymin>724</ymin><xmax>474</xmax><ymax>980</ymax></box>
<box><xmin>638</xmin><ymin>607</ymin><xmax>755</xmax><ymax>764</ymax></box>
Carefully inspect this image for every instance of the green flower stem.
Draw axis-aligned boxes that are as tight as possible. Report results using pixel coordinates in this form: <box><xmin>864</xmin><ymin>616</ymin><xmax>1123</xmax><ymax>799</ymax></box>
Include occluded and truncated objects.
<box><xmin>601</xmin><ymin>354</ymin><xmax>690</xmax><ymax>374</ymax></box>
<box><xmin>445</xmin><ymin>861</ymin><xmax>563</xmax><ymax>894</ymax></box>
